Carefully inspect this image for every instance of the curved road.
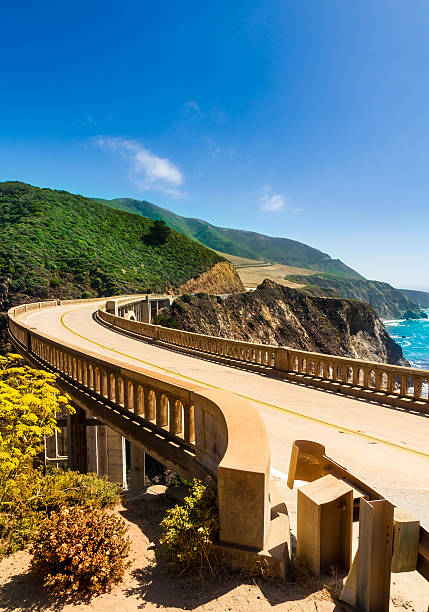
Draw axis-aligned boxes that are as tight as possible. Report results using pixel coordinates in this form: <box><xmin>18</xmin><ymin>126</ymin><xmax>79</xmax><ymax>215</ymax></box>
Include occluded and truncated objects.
<box><xmin>22</xmin><ymin>301</ymin><xmax>429</xmax><ymax>529</ymax></box>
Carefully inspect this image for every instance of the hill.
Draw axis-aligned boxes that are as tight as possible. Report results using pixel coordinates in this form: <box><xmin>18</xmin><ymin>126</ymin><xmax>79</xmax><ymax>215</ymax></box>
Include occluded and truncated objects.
<box><xmin>153</xmin><ymin>279</ymin><xmax>407</xmax><ymax>365</ymax></box>
<box><xmin>94</xmin><ymin>197</ymin><xmax>363</xmax><ymax>279</ymax></box>
<box><xmin>285</xmin><ymin>273</ymin><xmax>427</xmax><ymax>320</ymax></box>
<box><xmin>0</xmin><ymin>182</ymin><xmax>242</xmax><ymax>348</ymax></box>
<box><xmin>400</xmin><ymin>288</ymin><xmax>429</xmax><ymax>309</ymax></box>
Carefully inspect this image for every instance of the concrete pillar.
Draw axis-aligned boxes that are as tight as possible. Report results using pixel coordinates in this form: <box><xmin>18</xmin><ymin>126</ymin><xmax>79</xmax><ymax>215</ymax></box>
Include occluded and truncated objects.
<box><xmin>67</xmin><ymin>405</ymin><xmax>88</xmax><ymax>473</ymax></box>
<box><xmin>142</xmin><ymin>297</ymin><xmax>151</xmax><ymax>323</ymax></box>
<box><xmin>297</xmin><ymin>474</ymin><xmax>353</xmax><ymax>576</ymax></box>
<box><xmin>86</xmin><ymin>424</ymin><xmax>98</xmax><ymax>474</ymax></box>
<box><xmin>130</xmin><ymin>443</ymin><xmax>146</xmax><ymax>489</ymax></box>
<box><xmin>106</xmin><ymin>429</ymin><xmax>127</xmax><ymax>488</ymax></box>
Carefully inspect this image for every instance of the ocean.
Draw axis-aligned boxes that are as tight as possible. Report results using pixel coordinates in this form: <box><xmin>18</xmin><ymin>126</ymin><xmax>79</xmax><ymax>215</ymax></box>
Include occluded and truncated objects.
<box><xmin>384</xmin><ymin>309</ymin><xmax>429</xmax><ymax>370</ymax></box>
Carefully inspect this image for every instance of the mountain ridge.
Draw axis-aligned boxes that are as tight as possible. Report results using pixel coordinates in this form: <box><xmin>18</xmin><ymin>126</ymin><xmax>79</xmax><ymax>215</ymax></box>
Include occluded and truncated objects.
<box><xmin>94</xmin><ymin>197</ymin><xmax>364</xmax><ymax>280</ymax></box>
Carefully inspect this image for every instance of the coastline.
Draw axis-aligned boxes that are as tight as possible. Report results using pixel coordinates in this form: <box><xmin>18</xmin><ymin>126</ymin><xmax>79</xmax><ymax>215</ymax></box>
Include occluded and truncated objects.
<box><xmin>384</xmin><ymin>309</ymin><xmax>429</xmax><ymax>370</ymax></box>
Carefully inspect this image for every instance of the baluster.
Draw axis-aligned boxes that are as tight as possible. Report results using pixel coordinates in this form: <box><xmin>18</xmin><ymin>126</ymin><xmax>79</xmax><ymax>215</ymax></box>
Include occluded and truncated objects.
<box><xmin>156</xmin><ymin>393</ymin><xmax>168</xmax><ymax>428</ymax></box>
<box><xmin>169</xmin><ymin>397</ymin><xmax>183</xmax><ymax>435</ymax></box>
<box><xmin>184</xmin><ymin>403</ymin><xmax>195</xmax><ymax>443</ymax></box>
<box><xmin>400</xmin><ymin>375</ymin><xmax>407</xmax><ymax>396</ymax></box>
<box><xmin>375</xmin><ymin>370</ymin><xmax>382</xmax><ymax>391</ymax></box>
<box><xmin>87</xmin><ymin>363</ymin><xmax>93</xmax><ymax>389</ymax></box>
<box><xmin>123</xmin><ymin>378</ymin><xmax>129</xmax><ymax>409</ymax></box>
<box><xmin>363</xmin><ymin>368</ymin><xmax>370</xmax><ymax>388</ymax></box>
<box><xmin>414</xmin><ymin>377</ymin><xmax>422</xmax><ymax>399</ymax></box>
<box><xmin>145</xmin><ymin>388</ymin><xmax>156</xmax><ymax>421</ymax></box>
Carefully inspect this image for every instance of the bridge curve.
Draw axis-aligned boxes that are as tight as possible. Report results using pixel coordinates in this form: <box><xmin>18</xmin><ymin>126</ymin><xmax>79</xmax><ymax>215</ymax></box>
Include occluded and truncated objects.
<box><xmin>7</xmin><ymin>295</ymin><xmax>429</xmax><ymax>580</ymax></box>
<box><xmin>8</xmin><ymin>297</ymin><xmax>274</xmax><ymax>557</ymax></box>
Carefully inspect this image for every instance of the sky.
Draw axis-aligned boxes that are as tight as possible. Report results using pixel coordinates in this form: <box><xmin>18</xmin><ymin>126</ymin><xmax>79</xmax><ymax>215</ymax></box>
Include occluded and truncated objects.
<box><xmin>1</xmin><ymin>0</ymin><xmax>429</xmax><ymax>290</ymax></box>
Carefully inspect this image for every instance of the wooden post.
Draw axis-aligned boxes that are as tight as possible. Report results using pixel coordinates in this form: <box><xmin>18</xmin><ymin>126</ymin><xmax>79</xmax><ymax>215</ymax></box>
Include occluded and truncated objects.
<box><xmin>356</xmin><ymin>498</ymin><xmax>394</xmax><ymax>612</ymax></box>
<box><xmin>297</xmin><ymin>474</ymin><xmax>353</xmax><ymax>575</ymax></box>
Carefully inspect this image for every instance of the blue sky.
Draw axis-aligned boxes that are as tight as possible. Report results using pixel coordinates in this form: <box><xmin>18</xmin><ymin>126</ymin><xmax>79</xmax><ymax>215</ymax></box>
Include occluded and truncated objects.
<box><xmin>2</xmin><ymin>1</ymin><xmax>429</xmax><ymax>289</ymax></box>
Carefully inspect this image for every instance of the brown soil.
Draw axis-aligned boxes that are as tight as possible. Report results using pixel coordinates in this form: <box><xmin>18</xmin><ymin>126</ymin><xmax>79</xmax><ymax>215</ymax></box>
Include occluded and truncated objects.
<box><xmin>0</xmin><ymin>486</ymin><xmax>342</xmax><ymax>612</ymax></box>
<box><xmin>0</xmin><ymin>485</ymin><xmax>425</xmax><ymax>611</ymax></box>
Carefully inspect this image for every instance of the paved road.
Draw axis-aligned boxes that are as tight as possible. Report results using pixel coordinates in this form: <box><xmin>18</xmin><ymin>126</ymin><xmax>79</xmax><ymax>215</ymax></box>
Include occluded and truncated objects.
<box><xmin>22</xmin><ymin>302</ymin><xmax>429</xmax><ymax>529</ymax></box>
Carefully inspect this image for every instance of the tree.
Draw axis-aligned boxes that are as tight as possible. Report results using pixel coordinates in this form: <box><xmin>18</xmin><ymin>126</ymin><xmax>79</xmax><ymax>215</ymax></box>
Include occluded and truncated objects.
<box><xmin>0</xmin><ymin>354</ymin><xmax>73</xmax><ymax>504</ymax></box>
<box><xmin>145</xmin><ymin>219</ymin><xmax>170</xmax><ymax>245</ymax></box>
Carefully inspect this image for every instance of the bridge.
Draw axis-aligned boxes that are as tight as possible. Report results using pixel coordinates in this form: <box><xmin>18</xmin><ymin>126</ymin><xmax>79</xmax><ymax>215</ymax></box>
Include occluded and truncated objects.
<box><xmin>8</xmin><ymin>295</ymin><xmax>429</xmax><ymax>607</ymax></box>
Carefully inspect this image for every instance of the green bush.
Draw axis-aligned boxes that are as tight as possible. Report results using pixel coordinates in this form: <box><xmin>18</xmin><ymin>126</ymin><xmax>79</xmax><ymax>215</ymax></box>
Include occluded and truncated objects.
<box><xmin>0</xmin><ymin>469</ymin><xmax>121</xmax><ymax>558</ymax></box>
<box><xmin>160</xmin><ymin>479</ymin><xmax>219</xmax><ymax>576</ymax></box>
<box><xmin>31</xmin><ymin>505</ymin><xmax>131</xmax><ymax>595</ymax></box>
<box><xmin>42</xmin><ymin>470</ymin><xmax>122</xmax><ymax>511</ymax></box>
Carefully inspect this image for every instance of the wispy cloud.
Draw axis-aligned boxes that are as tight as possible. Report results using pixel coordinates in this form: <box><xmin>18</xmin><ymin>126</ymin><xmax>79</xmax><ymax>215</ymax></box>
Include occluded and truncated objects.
<box><xmin>184</xmin><ymin>100</ymin><xmax>202</xmax><ymax>117</ymax></box>
<box><xmin>202</xmin><ymin>135</ymin><xmax>235</xmax><ymax>158</ymax></box>
<box><xmin>260</xmin><ymin>185</ymin><xmax>286</xmax><ymax>212</ymax></box>
<box><xmin>293</xmin><ymin>207</ymin><xmax>304</xmax><ymax>214</ymax></box>
<box><xmin>94</xmin><ymin>136</ymin><xmax>184</xmax><ymax>196</ymax></box>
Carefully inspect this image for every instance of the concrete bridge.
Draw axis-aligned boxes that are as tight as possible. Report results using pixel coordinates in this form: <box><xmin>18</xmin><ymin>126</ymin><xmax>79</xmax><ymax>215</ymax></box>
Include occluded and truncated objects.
<box><xmin>7</xmin><ymin>295</ymin><xmax>429</xmax><ymax>604</ymax></box>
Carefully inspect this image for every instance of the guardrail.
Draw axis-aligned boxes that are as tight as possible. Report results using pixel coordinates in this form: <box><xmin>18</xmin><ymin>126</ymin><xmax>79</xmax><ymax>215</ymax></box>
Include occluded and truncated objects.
<box><xmin>98</xmin><ymin>300</ymin><xmax>429</xmax><ymax>415</ymax></box>
<box><xmin>8</xmin><ymin>298</ymin><xmax>273</xmax><ymax>556</ymax></box>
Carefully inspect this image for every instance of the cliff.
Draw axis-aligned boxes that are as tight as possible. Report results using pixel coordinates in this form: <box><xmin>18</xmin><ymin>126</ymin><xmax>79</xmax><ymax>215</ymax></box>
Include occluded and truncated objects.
<box><xmin>400</xmin><ymin>288</ymin><xmax>429</xmax><ymax>309</ymax></box>
<box><xmin>286</xmin><ymin>274</ymin><xmax>426</xmax><ymax>320</ymax></box>
<box><xmin>179</xmin><ymin>261</ymin><xmax>244</xmax><ymax>294</ymax></box>
<box><xmin>154</xmin><ymin>279</ymin><xmax>407</xmax><ymax>366</ymax></box>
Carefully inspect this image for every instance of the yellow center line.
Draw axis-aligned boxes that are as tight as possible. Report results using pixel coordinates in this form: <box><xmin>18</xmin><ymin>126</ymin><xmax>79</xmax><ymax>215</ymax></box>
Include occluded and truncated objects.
<box><xmin>60</xmin><ymin>309</ymin><xmax>429</xmax><ymax>460</ymax></box>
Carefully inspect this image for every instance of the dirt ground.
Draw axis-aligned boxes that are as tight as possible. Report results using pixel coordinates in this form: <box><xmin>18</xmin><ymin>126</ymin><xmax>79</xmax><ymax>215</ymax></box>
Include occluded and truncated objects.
<box><xmin>0</xmin><ymin>484</ymin><xmax>426</xmax><ymax>612</ymax></box>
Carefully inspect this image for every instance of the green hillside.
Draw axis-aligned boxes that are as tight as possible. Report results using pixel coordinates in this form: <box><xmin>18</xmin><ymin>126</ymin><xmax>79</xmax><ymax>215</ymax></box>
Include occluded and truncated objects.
<box><xmin>95</xmin><ymin>197</ymin><xmax>363</xmax><ymax>279</ymax></box>
<box><xmin>0</xmin><ymin>182</ymin><xmax>223</xmax><ymax>300</ymax></box>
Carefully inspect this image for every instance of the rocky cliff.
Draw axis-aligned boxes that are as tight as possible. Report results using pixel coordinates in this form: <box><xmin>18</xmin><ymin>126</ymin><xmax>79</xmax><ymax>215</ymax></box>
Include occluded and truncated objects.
<box><xmin>154</xmin><ymin>279</ymin><xmax>407</xmax><ymax>365</ymax></box>
<box><xmin>179</xmin><ymin>261</ymin><xmax>244</xmax><ymax>294</ymax></box>
<box><xmin>400</xmin><ymin>288</ymin><xmax>429</xmax><ymax>309</ymax></box>
<box><xmin>285</xmin><ymin>274</ymin><xmax>426</xmax><ymax>320</ymax></box>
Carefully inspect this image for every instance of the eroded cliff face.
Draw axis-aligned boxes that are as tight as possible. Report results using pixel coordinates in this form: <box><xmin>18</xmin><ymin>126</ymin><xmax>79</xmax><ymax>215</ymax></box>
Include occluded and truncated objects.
<box><xmin>179</xmin><ymin>261</ymin><xmax>244</xmax><ymax>295</ymax></box>
<box><xmin>156</xmin><ymin>279</ymin><xmax>407</xmax><ymax>365</ymax></box>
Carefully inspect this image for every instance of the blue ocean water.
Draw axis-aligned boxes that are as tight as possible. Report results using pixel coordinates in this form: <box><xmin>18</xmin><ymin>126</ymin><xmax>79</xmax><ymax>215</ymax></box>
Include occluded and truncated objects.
<box><xmin>384</xmin><ymin>309</ymin><xmax>429</xmax><ymax>370</ymax></box>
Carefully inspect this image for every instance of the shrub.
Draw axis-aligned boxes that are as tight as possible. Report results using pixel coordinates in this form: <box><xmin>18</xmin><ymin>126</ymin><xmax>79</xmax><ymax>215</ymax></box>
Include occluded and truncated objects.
<box><xmin>31</xmin><ymin>506</ymin><xmax>131</xmax><ymax>595</ymax></box>
<box><xmin>160</xmin><ymin>479</ymin><xmax>219</xmax><ymax>576</ymax></box>
<box><xmin>41</xmin><ymin>470</ymin><xmax>122</xmax><ymax>511</ymax></box>
<box><xmin>0</xmin><ymin>470</ymin><xmax>121</xmax><ymax>558</ymax></box>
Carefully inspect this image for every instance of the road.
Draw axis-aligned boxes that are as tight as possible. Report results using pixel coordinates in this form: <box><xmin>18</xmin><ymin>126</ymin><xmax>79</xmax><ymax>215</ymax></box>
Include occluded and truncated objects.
<box><xmin>22</xmin><ymin>301</ymin><xmax>429</xmax><ymax>529</ymax></box>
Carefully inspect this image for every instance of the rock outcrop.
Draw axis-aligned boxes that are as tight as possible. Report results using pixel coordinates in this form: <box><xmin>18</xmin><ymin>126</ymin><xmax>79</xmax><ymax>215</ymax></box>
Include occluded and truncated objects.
<box><xmin>155</xmin><ymin>279</ymin><xmax>407</xmax><ymax>366</ymax></box>
<box><xmin>286</xmin><ymin>274</ymin><xmax>426</xmax><ymax>320</ymax></box>
<box><xmin>179</xmin><ymin>261</ymin><xmax>244</xmax><ymax>294</ymax></box>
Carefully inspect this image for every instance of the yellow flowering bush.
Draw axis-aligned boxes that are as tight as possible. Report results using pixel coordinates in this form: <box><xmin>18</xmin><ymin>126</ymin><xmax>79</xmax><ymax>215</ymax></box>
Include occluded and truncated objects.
<box><xmin>0</xmin><ymin>353</ymin><xmax>74</xmax><ymax>555</ymax></box>
<box><xmin>31</xmin><ymin>505</ymin><xmax>131</xmax><ymax>594</ymax></box>
<box><xmin>160</xmin><ymin>479</ymin><xmax>219</xmax><ymax>576</ymax></box>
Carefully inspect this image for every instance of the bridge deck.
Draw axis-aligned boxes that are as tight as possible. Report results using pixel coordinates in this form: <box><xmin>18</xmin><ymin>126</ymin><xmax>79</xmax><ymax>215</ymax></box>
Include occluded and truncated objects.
<box><xmin>21</xmin><ymin>301</ymin><xmax>429</xmax><ymax>528</ymax></box>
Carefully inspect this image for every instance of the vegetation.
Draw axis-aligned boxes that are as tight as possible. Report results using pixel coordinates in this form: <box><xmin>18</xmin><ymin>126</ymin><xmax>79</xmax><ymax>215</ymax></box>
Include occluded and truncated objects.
<box><xmin>0</xmin><ymin>354</ymin><xmax>121</xmax><ymax>557</ymax></box>
<box><xmin>95</xmin><ymin>196</ymin><xmax>363</xmax><ymax>279</ymax></box>
<box><xmin>0</xmin><ymin>181</ymin><xmax>223</xmax><ymax>302</ymax></box>
<box><xmin>160</xmin><ymin>479</ymin><xmax>219</xmax><ymax>576</ymax></box>
<box><xmin>31</xmin><ymin>505</ymin><xmax>130</xmax><ymax>595</ymax></box>
<box><xmin>285</xmin><ymin>273</ymin><xmax>426</xmax><ymax>319</ymax></box>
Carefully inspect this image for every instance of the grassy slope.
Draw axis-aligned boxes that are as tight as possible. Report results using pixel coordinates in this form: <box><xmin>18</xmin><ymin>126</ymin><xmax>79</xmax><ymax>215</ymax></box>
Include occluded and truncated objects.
<box><xmin>0</xmin><ymin>182</ymin><xmax>223</xmax><ymax>300</ymax></box>
<box><xmin>95</xmin><ymin>197</ymin><xmax>363</xmax><ymax>279</ymax></box>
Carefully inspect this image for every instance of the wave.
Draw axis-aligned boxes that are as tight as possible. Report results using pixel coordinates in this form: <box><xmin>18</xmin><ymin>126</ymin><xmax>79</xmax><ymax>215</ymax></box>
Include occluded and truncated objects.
<box><xmin>384</xmin><ymin>319</ymin><xmax>405</xmax><ymax>325</ymax></box>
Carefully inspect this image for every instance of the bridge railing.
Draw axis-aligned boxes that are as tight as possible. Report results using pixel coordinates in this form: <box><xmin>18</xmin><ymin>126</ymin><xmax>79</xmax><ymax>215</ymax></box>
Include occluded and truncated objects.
<box><xmin>98</xmin><ymin>300</ymin><xmax>429</xmax><ymax>414</ymax></box>
<box><xmin>8</xmin><ymin>298</ymin><xmax>271</xmax><ymax>552</ymax></box>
